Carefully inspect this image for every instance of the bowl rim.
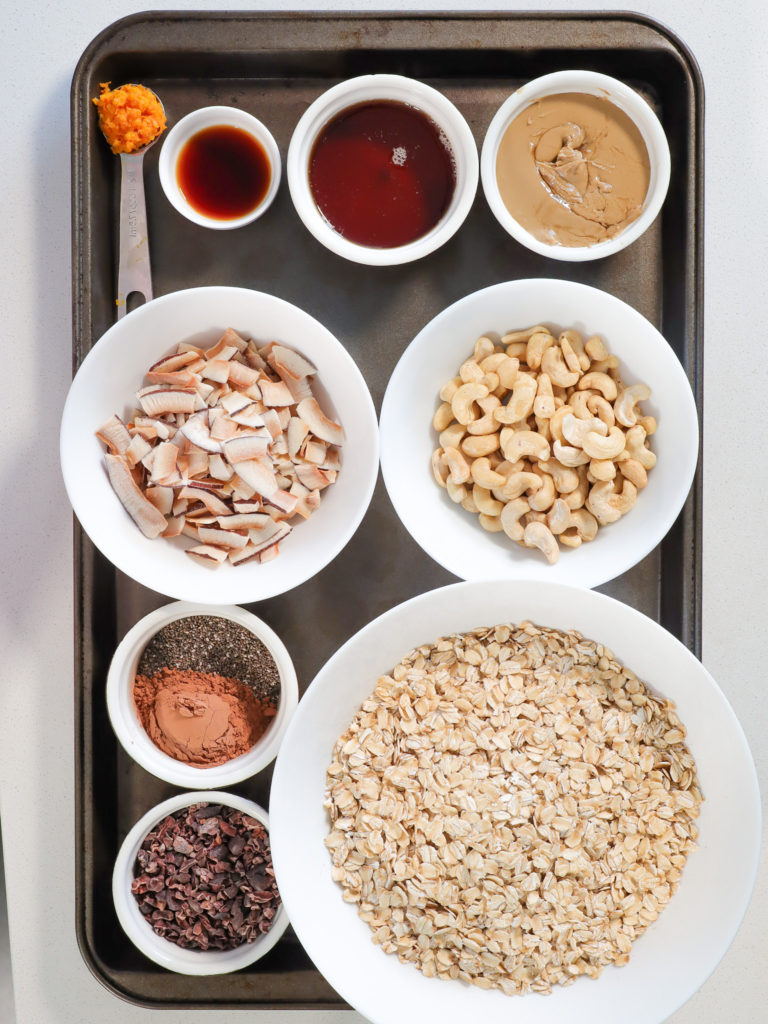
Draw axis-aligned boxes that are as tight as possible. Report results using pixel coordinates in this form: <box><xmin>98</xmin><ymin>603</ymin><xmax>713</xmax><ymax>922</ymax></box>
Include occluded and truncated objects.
<box><xmin>287</xmin><ymin>73</ymin><xmax>479</xmax><ymax>266</ymax></box>
<box><xmin>112</xmin><ymin>790</ymin><xmax>289</xmax><ymax>975</ymax></box>
<box><xmin>480</xmin><ymin>70</ymin><xmax>671</xmax><ymax>262</ymax></box>
<box><xmin>106</xmin><ymin>601</ymin><xmax>299</xmax><ymax>787</ymax></box>
<box><xmin>59</xmin><ymin>284</ymin><xmax>380</xmax><ymax>605</ymax></box>
<box><xmin>270</xmin><ymin>577</ymin><xmax>761</xmax><ymax>1024</ymax></box>
<box><xmin>378</xmin><ymin>277</ymin><xmax>698</xmax><ymax>590</ymax></box>
<box><xmin>158</xmin><ymin>105</ymin><xmax>282</xmax><ymax>230</ymax></box>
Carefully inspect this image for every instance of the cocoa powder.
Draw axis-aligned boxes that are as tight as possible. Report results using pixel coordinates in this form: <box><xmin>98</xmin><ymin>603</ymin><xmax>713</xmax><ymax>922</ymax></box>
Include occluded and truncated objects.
<box><xmin>133</xmin><ymin>668</ymin><xmax>276</xmax><ymax>767</ymax></box>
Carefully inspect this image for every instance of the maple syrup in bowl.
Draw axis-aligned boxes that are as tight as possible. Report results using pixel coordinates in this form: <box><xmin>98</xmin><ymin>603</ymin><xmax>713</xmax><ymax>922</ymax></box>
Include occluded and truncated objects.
<box><xmin>288</xmin><ymin>75</ymin><xmax>478</xmax><ymax>266</ymax></box>
<box><xmin>159</xmin><ymin>106</ymin><xmax>281</xmax><ymax>230</ymax></box>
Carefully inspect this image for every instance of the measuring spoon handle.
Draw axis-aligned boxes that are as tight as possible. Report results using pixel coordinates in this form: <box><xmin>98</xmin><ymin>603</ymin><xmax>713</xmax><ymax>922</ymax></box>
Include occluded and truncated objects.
<box><xmin>117</xmin><ymin>151</ymin><xmax>153</xmax><ymax>319</ymax></box>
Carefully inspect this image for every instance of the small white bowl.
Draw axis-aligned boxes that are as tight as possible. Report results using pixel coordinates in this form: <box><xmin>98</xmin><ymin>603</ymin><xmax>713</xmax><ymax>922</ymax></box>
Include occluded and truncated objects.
<box><xmin>287</xmin><ymin>74</ymin><xmax>478</xmax><ymax>266</ymax></box>
<box><xmin>481</xmin><ymin>70</ymin><xmax>671</xmax><ymax>261</ymax></box>
<box><xmin>106</xmin><ymin>602</ymin><xmax>298</xmax><ymax>788</ymax></box>
<box><xmin>270</xmin><ymin>579</ymin><xmax>760</xmax><ymax>1024</ymax></box>
<box><xmin>379</xmin><ymin>278</ymin><xmax>698</xmax><ymax>590</ymax></box>
<box><xmin>113</xmin><ymin>791</ymin><xmax>289</xmax><ymax>974</ymax></box>
<box><xmin>159</xmin><ymin>106</ymin><xmax>281</xmax><ymax>229</ymax></box>
<box><xmin>59</xmin><ymin>286</ymin><xmax>379</xmax><ymax>604</ymax></box>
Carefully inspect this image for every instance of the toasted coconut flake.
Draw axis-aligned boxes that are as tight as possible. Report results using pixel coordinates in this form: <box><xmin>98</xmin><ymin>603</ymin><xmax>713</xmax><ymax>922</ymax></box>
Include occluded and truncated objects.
<box><xmin>261</xmin><ymin>409</ymin><xmax>283</xmax><ymax>440</ymax></box>
<box><xmin>104</xmin><ymin>454</ymin><xmax>167</xmax><ymax>539</ymax></box>
<box><xmin>287</xmin><ymin>417</ymin><xmax>310</xmax><ymax>457</ymax></box>
<box><xmin>148</xmin><ymin>442</ymin><xmax>178</xmax><ymax>485</ymax></box>
<box><xmin>208</xmin><ymin>453</ymin><xmax>234</xmax><ymax>481</ymax></box>
<box><xmin>283</xmin><ymin>374</ymin><xmax>315</xmax><ymax>404</ymax></box>
<box><xmin>145</xmin><ymin>368</ymin><xmax>197</xmax><ymax>387</ymax></box>
<box><xmin>221</xmin><ymin>432</ymin><xmax>271</xmax><ymax>463</ymax></box>
<box><xmin>201</xmin><ymin>359</ymin><xmax>231</xmax><ymax>384</ymax></box>
<box><xmin>219</xmin><ymin>391</ymin><xmax>252</xmax><ymax>415</ymax></box>
<box><xmin>303</xmin><ymin>439</ymin><xmax>327</xmax><ymax>465</ymax></box>
<box><xmin>162</xmin><ymin>515</ymin><xmax>186</xmax><ymax>538</ymax></box>
<box><xmin>231</xmin><ymin>501</ymin><xmax>264</xmax><ymax>514</ymax></box>
<box><xmin>259</xmin><ymin>378</ymin><xmax>295</xmax><ymax>407</ymax></box>
<box><xmin>196</xmin><ymin>525</ymin><xmax>250</xmax><ymax>549</ymax></box>
<box><xmin>295</xmin><ymin>463</ymin><xmax>334</xmax><ymax>491</ymax></box>
<box><xmin>233</xmin><ymin>460</ymin><xmax>278</xmax><ymax>498</ymax></box>
<box><xmin>231</xmin><ymin>405</ymin><xmax>267</xmax><ymax>429</ymax></box>
<box><xmin>218</xmin><ymin>327</ymin><xmax>249</xmax><ymax>353</ymax></box>
<box><xmin>178</xmin><ymin>485</ymin><xmax>231</xmax><ymax>516</ymax></box>
<box><xmin>268</xmin><ymin>344</ymin><xmax>317</xmax><ymax>381</ymax></box>
<box><xmin>203</xmin><ymin>337</ymin><xmax>239</xmax><ymax>361</ymax></box>
<box><xmin>228</xmin><ymin>544</ymin><xmax>260</xmax><ymax>565</ymax></box>
<box><xmin>216</xmin><ymin>512</ymin><xmax>270</xmax><ymax>531</ymax></box>
<box><xmin>148</xmin><ymin>350</ymin><xmax>199</xmax><ymax>373</ymax></box>
<box><xmin>264</xmin><ymin>489</ymin><xmax>299</xmax><ymax>517</ymax></box>
<box><xmin>258</xmin><ymin>542</ymin><xmax>281</xmax><ymax>563</ymax></box>
<box><xmin>138</xmin><ymin>388</ymin><xmax>197</xmax><ymax>417</ymax></box>
<box><xmin>245</xmin><ymin>340</ymin><xmax>268</xmax><ymax>370</ymax></box>
<box><xmin>96</xmin><ymin>415</ymin><xmax>133</xmax><ymax>455</ymax></box>
<box><xmin>185</xmin><ymin>544</ymin><xmax>229</xmax><ymax>566</ymax></box>
<box><xmin>185</xmin><ymin>451</ymin><xmax>210</xmax><ymax>478</ymax></box>
<box><xmin>180</xmin><ymin>412</ymin><xmax>222</xmax><ymax>454</ymax></box>
<box><xmin>227</xmin><ymin>361</ymin><xmax>261</xmax><ymax>388</ymax></box>
<box><xmin>297</xmin><ymin>397</ymin><xmax>345</xmax><ymax>446</ymax></box>
<box><xmin>145</xmin><ymin>485</ymin><xmax>174</xmax><ymax>516</ymax></box>
<box><xmin>125</xmin><ymin>433</ymin><xmax>152</xmax><ymax>468</ymax></box>
<box><xmin>209</xmin><ymin>415</ymin><xmax>240</xmax><ymax>441</ymax></box>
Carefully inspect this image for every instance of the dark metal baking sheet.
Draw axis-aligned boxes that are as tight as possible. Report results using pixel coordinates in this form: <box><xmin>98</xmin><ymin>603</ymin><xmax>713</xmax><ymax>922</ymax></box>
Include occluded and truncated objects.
<box><xmin>71</xmin><ymin>10</ymin><xmax>704</xmax><ymax>1009</ymax></box>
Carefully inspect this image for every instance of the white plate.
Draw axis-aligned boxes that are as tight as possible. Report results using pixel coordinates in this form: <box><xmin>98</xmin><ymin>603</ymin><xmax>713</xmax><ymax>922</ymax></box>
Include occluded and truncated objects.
<box><xmin>270</xmin><ymin>579</ymin><xmax>760</xmax><ymax>1024</ymax></box>
<box><xmin>379</xmin><ymin>278</ymin><xmax>698</xmax><ymax>590</ymax></box>
<box><xmin>60</xmin><ymin>286</ymin><xmax>378</xmax><ymax>604</ymax></box>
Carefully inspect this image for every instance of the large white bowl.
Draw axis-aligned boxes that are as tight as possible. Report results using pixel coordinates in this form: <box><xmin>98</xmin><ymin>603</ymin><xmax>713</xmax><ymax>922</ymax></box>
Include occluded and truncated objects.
<box><xmin>113</xmin><ymin>791</ymin><xmax>288</xmax><ymax>974</ymax></box>
<box><xmin>270</xmin><ymin>579</ymin><xmax>761</xmax><ymax>1024</ymax></box>
<box><xmin>60</xmin><ymin>286</ymin><xmax>378</xmax><ymax>604</ymax></box>
<box><xmin>379</xmin><ymin>278</ymin><xmax>698</xmax><ymax>590</ymax></box>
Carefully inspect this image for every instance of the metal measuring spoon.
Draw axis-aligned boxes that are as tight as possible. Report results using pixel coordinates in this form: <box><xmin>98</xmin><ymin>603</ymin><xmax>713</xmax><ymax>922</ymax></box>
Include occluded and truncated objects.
<box><xmin>99</xmin><ymin>89</ymin><xmax>166</xmax><ymax>319</ymax></box>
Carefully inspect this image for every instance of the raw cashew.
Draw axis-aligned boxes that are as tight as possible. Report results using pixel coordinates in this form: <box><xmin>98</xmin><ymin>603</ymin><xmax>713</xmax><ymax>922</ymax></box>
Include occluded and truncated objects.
<box><xmin>585</xmin><ymin>335</ymin><xmax>608</xmax><ymax>361</ymax></box>
<box><xmin>442</xmin><ymin>445</ymin><xmax>470</xmax><ymax>484</ymax></box>
<box><xmin>494</xmin><ymin>373</ymin><xmax>537</xmax><ymax>424</ymax></box>
<box><xmin>589</xmin><ymin>458</ymin><xmax>617</xmax><ymax>482</ymax></box>
<box><xmin>586</xmin><ymin>393</ymin><xmax>616</xmax><ymax>428</ymax></box>
<box><xmin>587</xmin><ymin>478</ymin><xmax>638</xmax><ymax>524</ymax></box>
<box><xmin>446</xmin><ymin>477</ymin><xmax>467</xmax><ymax>504</ymax></box>
<box><xmin>439</xmin><ymin>422</ymin><xmax>466</xmax><ymax>449</ymax></box>
<box><xmin>537</xmin><ymin>459</ymin><xmax>579</xmax><ymax>494</ymax></box>
<box><xmin>523</xmin><ymin>521</ymin><xmax>559</xmax><ymax>564</ymax></box>
<box><xmin>500</xmin><ymin>428</ymin><xmax>550</xmax><ymax>463</ymax></box>
<box><xmin>639</xmin><ymin>415</ymin><xmax>657</xmax><ymax>436</ymax></box>
<box><xmin>559</xmin><ymin>330</ymin><xmax>590</xmax><ymax>372</ymax></box>
<box><xmin>461</xmin><ymin>492</ymin><xmax>479</xmax><ymax>513</ymax></box>
<box><xmin>473</xmin><ymin>484</ymin><xmax>503</xmax><ymax>517</ymax></box>
<box><xmin>560</xmin><ymin>508</ymin><xmax>599</xmax><ymax>547</ymax></box>
<box><xmin>541</xmin><ymin>346</ymin><xmax>580</xmax><ymax>388</ymax></box>
<box><xmin>459</xmin><ymin>358</ymin><xmax>484</xmax><ymax>383</ymax></box>
<box><xmin>473</xmin><ymin>336</ymin><xmax>497</xmax><ymax>361</ymax></box>
<box><xmin>461</xmin><ymin>432</ymin><xmax>501</xmax><ymax>458</ymax></box>
<box><xmin>561</xmin><ymin>412</ymin><xmax>608</xmax><ymax>448</ymax></box>
<box><xmin>570</xmin><ymin>390</ymin><xmax>595</xmax><ymax>420</ymax></box>
<box><xmin>533</xmin><ymin>373</ymin><xmax>556</xmax><ymax>419</ymax></box>
<box><xmin>500</xmin><ymin>498</ymin><xmax>529</xmax><ymax>541</ymax></box>
<box><xmin>439</xmin><ymin>377</ymin><xmax>461</xmax><ymax>402</ymax></box>
<box><xmin>564</xmin><ymin>467</ymin><xmax>589</xmax><ymax>510</ymax></box>
<box><xmin>534</xmin><ymin>415</ymin><xmax>552</xmax><ymax>441</ymax></box>
<box><xmin>432</xmin><ymin>402</ymin><xmax>455</xmax><ymax>432</ymax></box>
<box><xmin>526</xmin><ymin>331</ymin><xmax>555</xmax><ymax>370</ymax></box>
<box><xmin>502</xmin><ymin>324</ymin><xmax>547</xmax><ymax>344</ymax></box>
<box><xmin>553</xmin><ymin>439</ymin><xmax>590</xmax><ymax>467</ymax></box>
<box><xmin>431</xmin><ymin>448</ymin><xmax>449</xmax><ymax>488</ymax></box>
<box><xmin>478</xmin><ymin>513</ymin><xmax>504</xmax><ymax>532</ymax></box>
<box><xmin>578</xmin><ymin>372</ymin><xmax>618</xmax><ymax>401</ymax></box>
<box><xmin>467</xmin><ymin>395</ymin><xmax>501</xmax><ymax>435</ymax></box>
<box><xmin>582</xmin><ymin>425</ymin><xmax>626</xmax><ymax>460</ymax></box>
<box><xmin>625</xmin><ymin>424</ymin><xmax>657</xmax><ymax>469</ymax></box>
<box><xmin>614</xmin><ymin>383</ymin><xmax>652</xmax><ymax>427</ymax></box>
<box><xmin>528</xmin><ymin>470</ymin><xmax>556</xmax><ymax>512</ymax></box>
<box><xmin>497</xmin><ymin>356</ymin><xmax>520</xmax><ymax>390</ymax></box>
<box><xmin>493</xmin><ymin>470</ymin><xmax>543</xmax><ymax>502</ymax></box>
<box><xmin>619</xmin><ymin>458</ymin><xmax>648</xmax><ymax>489</ymax></box>
<box><xmin>548</xmin><ymin>404</ymin><xmax>574</xmax><ymax>443</ymax></box>
<box><xmin>470</xmin><ymin>456</ymin><xmax>506</xmax><ymax>489</ymax></box>
<box><xmin>451</xmin><ymin>382</ymin><xmax>488</xmax><ymax>425</ymax></box>
<box><xmin>547</xmin><ymin>498</ymin><xmax>572</xmax><ymax>535</ymax></box>
<box><xmin>589</xmin><ymin>356</ymin><xmax>621</xmax><ymax>375</ymax></box>
<box><xmin>479</xmin><ymin>372</ymin><xmax>500</xmax><ymax>393</ymax></box>
<box><xmin>504</xmin><ymin>341</ymin><xmax>528</xmax><ymax>359</ymax></box>
<box><xmin>479</xmin><ymin>352</ymin><xmax>506</xmax><ymax>374</ymax></box>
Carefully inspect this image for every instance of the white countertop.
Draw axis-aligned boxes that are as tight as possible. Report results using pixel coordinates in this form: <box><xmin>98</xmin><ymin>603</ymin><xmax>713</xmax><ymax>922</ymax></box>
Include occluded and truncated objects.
<box><xmin>1</xmin><ymin>1</ymin><xmax>765</xmax><ymax>1022</ymax></box>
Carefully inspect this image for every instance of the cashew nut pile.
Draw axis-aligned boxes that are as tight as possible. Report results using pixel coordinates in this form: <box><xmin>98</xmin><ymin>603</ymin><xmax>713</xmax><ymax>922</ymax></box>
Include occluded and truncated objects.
<box><xmin>431</xmin><ymin>325</ymin><xmax>657</xmax><ymax>563</ymax></box>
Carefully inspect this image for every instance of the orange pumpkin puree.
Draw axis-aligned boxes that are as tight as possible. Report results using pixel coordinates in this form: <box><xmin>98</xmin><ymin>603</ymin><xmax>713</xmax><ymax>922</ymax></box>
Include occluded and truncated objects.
<box><xmin>93</xmin><ymin>82</ymin><xmax>166</xmax><ymax>154</ymax></box>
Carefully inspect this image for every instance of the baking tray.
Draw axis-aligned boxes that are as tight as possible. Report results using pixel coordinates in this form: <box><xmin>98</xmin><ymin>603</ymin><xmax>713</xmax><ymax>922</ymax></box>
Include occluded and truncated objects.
<box><xmin>71</xmin><ymin>10</ymin><xmax>704</xmax><ymax>1010</ymax></box>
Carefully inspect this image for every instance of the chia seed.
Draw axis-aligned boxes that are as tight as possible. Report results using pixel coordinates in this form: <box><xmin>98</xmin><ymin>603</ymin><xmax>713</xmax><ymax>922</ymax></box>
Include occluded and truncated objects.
<box><xmin>138</xmin><ymin>615</ymin><xmax>281</xmax><ymax>704</ymax></box>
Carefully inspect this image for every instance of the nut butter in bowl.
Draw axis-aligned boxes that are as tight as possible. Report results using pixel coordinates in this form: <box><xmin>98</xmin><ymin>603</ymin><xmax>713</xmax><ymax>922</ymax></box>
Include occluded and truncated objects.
<box><xmin>481</xmin><ymin>71</ymin><xmax>670</xmax><ymax>261</ymax></box>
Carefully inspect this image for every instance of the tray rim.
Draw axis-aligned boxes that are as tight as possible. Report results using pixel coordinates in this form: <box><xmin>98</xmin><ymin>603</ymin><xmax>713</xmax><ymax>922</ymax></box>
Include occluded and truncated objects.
<box><xmin>71</xmin><ymin>8</ymin><xmax>705</xmax><ymax>1010</ymax></box>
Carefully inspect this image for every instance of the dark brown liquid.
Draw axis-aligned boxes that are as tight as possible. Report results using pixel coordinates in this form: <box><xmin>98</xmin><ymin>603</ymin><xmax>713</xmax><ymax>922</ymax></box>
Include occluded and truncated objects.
<box><xmin>177</xmin><ymin>125</ymin><xmax>271</xmax><ymax>220</ymax></box>
<box><xmin>309</xmin><ymin>101</ymin><xmax>456</xmax><ymax>248</ymax></box>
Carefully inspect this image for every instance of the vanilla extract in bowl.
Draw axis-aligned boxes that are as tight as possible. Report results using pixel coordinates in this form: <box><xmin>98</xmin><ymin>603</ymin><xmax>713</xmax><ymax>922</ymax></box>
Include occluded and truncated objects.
<box><xmin>177</xmin><ymin>124</ymin><xmax>272</xmax><ymax>220</ymax></box>
<box><xmin>308</xmin><ymin>100</ymin><xmax>457</xmax><ymax>248</ymax></box>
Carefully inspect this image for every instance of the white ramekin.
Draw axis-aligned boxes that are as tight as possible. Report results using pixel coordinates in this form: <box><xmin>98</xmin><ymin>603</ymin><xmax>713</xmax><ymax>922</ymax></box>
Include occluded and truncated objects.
<box><xmin>106</xmin><ymin>601</ymin><xmax>298</xmax><ymax>788</ymax></box>
<box><xmin>158</xmin><ymin>106</ymin><xmax>281</xmax><ymax>229</ymax></box>
<box><xmin>287</xmin><ymin>74</ymin><xmax>478</xmax><ymax>266</ymax></box>
<box><xmin>480</xmin><ymin>70</ymin><xmax>671</xmax><ymax>262</ymax></box>
<box><xmin>113</xmin><ymin>791</ymin><xmax>289</xmax><ymax>974</ymax></box>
